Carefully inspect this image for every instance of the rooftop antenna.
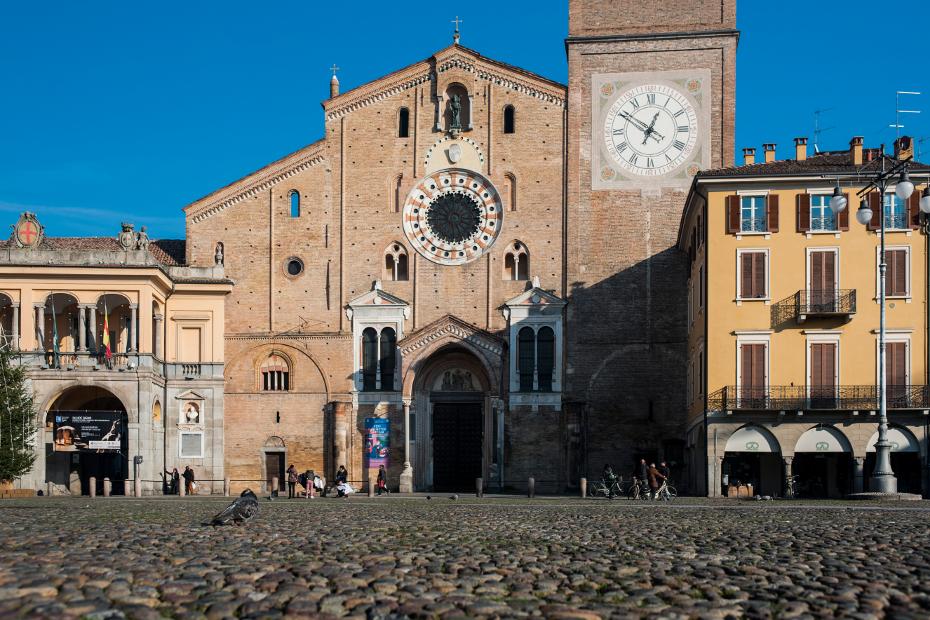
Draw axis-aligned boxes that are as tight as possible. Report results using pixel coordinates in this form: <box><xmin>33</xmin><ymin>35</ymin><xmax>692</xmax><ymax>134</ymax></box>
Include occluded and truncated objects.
<box><xmin>813</xmin><ymin>108</ymin><xmax>835</xmax><ymax>154</ymax></box>
<box><xmin>892</xmin><ymin>90</ymin><xmax>921</xmax><ymax>139</ymax></box>
<box><xmin>915</xmin><ymin>136</ymin><xmax>930</xmax><ymax>161</ymax></box>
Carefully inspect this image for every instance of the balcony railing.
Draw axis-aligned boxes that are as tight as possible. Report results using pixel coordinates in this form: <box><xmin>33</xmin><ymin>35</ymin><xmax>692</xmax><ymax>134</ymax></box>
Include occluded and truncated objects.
<box><xmin>771</xmin><ymin>289</ymin><xmax>856</xmax><ymax>326</ymax></box>
<box><xmin>709</xmin><ymin>385</ymin><xmax>929</xmax><ymax>412</ymax></box>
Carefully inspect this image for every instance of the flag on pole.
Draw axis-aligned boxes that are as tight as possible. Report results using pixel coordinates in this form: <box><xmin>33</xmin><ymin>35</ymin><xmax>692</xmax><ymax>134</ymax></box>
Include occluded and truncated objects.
<box><xmin>51</xmin><ymin>300</ymin><xmax>61</xmax><ymax>368</ymax></box>
<box><xmin>102</xmin><ymin>301</ymin><xmax>112</xmax><ymax>361</ymax></box>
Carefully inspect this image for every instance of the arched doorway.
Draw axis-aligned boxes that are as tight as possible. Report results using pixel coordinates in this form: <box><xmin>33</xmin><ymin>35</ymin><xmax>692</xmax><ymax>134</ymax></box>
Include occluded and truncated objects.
<box><xmin>412</xmin><ymin>345</ymin><xmax>494</xmax><ymax>492</ymax></box>
<box><xmin>46</xmin><ymin>385</ymin><xmax>129</xmax><ymax>495</ymax></box>
<box><xmin>864</xmin><ymin>426</ymin><xmax>921</xmax><ymax>494</ymax></box>
<box><xmin>722</xmin><ymin>425</ymin><xmax>782</xmax><ymax>496</ymax></box>
<box><xmin>794</xmin><ymin>425</ymin><xmax>852</xmax><ymax>498</ymax></box>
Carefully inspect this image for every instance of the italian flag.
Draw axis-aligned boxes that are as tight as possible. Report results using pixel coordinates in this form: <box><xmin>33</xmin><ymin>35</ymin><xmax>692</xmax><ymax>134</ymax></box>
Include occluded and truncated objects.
<box><xmin>102</xmin><ymin>302</ymin><xmax>112</xmax><ymax>360</ymax></box>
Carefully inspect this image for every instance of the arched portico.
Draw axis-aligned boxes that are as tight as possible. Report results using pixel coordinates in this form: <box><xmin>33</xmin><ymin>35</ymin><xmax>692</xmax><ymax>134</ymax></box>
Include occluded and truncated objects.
<box><xmin>721</xmin><ymin>424</ymin><xmax>782</xmax><ymax>497</ymax></box>
<box><xmin>794</xmin><ymin>425</ymin><xmax>853</xmax><ymax>498</ymax></box>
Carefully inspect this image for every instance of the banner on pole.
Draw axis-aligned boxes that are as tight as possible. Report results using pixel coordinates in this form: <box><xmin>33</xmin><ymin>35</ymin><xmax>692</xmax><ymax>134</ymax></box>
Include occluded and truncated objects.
<box><xmin>364</xmin><ymin>417</ymin><xmax>390</xmax><ymax>467</ymax></box>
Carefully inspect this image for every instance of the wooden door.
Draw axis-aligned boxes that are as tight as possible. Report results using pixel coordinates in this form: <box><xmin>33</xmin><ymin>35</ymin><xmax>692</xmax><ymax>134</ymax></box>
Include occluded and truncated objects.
<box><xmin>809</xmin><ymin>250</ymin><xmax>836</xmax><ymax>311</ymax></box>
<box><xmin>810</xmin><ymin>342</ymin><xmax>837</xmax><ymax>407</ymax></box>
<box><xmin>265</xmin><ymin>453</ymin><xmax>285</xmax><ymax>492</ymax></box>
<box><xmin>432</xmin><ymin>402</ymin><xmax>483</xmax><ymax>491</ymax></box>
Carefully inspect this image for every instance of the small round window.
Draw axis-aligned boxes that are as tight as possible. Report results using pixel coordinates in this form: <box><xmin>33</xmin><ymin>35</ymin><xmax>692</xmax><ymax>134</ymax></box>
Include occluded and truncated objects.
<box><xmin>285</xmin><ymin>257</ymin><xmax>304</xmax><ymax>277</ymax></box>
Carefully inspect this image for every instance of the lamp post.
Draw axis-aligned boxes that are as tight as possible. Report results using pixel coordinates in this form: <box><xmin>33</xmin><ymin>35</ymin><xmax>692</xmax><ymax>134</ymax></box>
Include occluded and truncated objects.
<box><xmin>831</xmin><ymin>153</ymin><xmax>921</xmax><ymax>493</ymax></box>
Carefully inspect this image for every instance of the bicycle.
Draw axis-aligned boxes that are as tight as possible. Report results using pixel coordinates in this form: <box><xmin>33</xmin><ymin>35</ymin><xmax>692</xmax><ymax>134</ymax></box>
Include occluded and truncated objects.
<box><xmin>655</xmin><ymin>480</ymin><xmax>677</xmax><ymax>501</ymax></box>
<box><xmin>628</xmin><ymin>477</ymin><xmax>651</xmax><ymax>500</ymax></box>
<box><xmin>590</xmin><ymin>478</ymin><xmax>623</xmax><ymax>499</ymax></box>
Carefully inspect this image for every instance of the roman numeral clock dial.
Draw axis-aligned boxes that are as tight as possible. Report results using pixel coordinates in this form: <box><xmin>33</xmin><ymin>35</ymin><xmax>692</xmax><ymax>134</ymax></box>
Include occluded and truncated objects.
<box><xmin>603</xmin><ymin>84</ymin><xmax>698</xmax><ymax>178</ymax></box>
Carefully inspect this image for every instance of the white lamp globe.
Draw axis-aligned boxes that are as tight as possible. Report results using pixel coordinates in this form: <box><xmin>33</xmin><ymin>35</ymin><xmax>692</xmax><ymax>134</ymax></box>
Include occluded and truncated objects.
<box><xmin>829</xmin><ymin>186</ymin><xmax>847</xmax><ymax>212</ymax></box>
<box><xmin>920</xmin><ymin>186</ymin><xmax>930</xmax><ymax>214</ymax></box>
<box><xmin>855</xmin><ymin>199</ymin><xmax>873</xmax><ymax>226</ymax></box>
<box><xmin>895</xmin><ymin>170</ymin><xmax>914</xmax><ymax>201</ymax></box>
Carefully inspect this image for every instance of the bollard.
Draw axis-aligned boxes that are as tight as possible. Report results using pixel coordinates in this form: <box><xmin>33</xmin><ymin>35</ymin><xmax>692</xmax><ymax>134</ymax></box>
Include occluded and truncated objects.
<box><xmin>89</xmin><ymin>476</ymin><xmax>96</xmax><ymax>498</ymax></box>
<box><xmin>368</xmin><ymin>468</ymin><xmax>376</xmax><ymax>497</ymax></box>
<box><xmin>103</xmin><ymin>478</ymin><xmax>111</xmax><ymax>497</ymax></box>
<box><xmin>271</xmin><ymin>476</ymin><xmax>278</xmax><ymax>497</ymax></box>
<box><xmin>134</xmin><ymin>477</ymin><xmax>141</xmax><ymax>498</ymax></box>
<box><xmin>179</xmin><ymin>479</ymin><xmax>186</xmax><ymax>496</ymax></box>
<box><xmin>580</xmin><ymin>477</ymin><xmax>587</xmax><ymax>498</ymax></box>
<box><xmin>528</xmin><ymin>477</ymin><xmax>535</xmax><ymax>498</ymax></box>
<box><xmin>224</xmin><ymin>478</ymin><xmax>230</xmax><ymax>497</ymax></box>
<box><xmin>476</xmin><ymin>477</ymin><xmax>483</xmax><ymax>498</ymax></box>
<box><xmin>46</xmin><ymin>481</ymin><xmax>53</xmax><ymax>497</ymax></box>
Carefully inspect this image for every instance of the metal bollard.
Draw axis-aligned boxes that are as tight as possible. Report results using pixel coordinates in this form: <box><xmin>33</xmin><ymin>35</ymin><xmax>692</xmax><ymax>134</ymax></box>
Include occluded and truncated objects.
<box><xmin>134</xmin><ymin>477</ymin><xmax>141</xmax><ymax>498</ymax></box>
<box><xmin>103</xmin><ymin>478</ymin><xmax>111</xmax><ymax>497</ymax></box>
<box><xmin>224</xmin><ymin>478</ymin><xmax>230</xmax><ymax>497</ymax></box>
<box><xmin>476</xmin><ymin>477</ymin><xmax>483</xmax><ymax>498</ymax></box>
<box><xmin>580</xmin><ymin>477</ymin><xmax>587</xmax><ymax>498</ymax></box>
<box><xmin>528</xmin><ymin>477</ymin><xmax>535</xmax><ymax>498</ymax></box>
<box><xmin>271</xmin><ymin>476</ymin><xmax>278</xmax><ymax>497</ymax></box>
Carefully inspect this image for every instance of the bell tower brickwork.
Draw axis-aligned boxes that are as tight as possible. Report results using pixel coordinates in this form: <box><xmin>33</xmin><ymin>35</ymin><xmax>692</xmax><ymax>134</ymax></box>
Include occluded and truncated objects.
<box><xmin>565</xmin><ymin>0</ymin><xmax>737</xmax><ymax>486</ymax></box>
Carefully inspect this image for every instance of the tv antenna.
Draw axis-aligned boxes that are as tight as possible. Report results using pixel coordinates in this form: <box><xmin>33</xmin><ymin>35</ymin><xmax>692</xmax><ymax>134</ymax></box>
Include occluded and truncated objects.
<box><xmin>813</xmin><ymin>108</ymin><xmax>835</xmax><ymax>154</ymax></box>
<box><xmin>891</xmin><ymin>90</ymin><xmax>921</xmax><ymax>139</ymax></box>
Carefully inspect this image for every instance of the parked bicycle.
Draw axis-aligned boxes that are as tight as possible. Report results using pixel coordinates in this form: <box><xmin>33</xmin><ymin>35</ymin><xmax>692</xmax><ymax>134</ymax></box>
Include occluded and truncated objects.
<box><xmin>784</xmin><ymin>474</ymin><xmax>798</xmax><ymax>499</ymax></box>
<box><xmin>590</xmin><ymin>477</ymin><xmax>624</xmax><ymax>499</ymax></box>
<box><xmin>655</xmin><ymin>479</ymin><xmax>677</xmax><ymax>501</ymax></box>
<box><xmin>628</xmin><ymin>477</ymin><xmax>651</xmax><ymax>500</ymax></box>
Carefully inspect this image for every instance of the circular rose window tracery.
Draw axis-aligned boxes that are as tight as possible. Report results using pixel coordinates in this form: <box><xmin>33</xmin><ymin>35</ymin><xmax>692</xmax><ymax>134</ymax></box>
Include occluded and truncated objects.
<box><xmin>402</xmin><ymin>168</ymin><xmax>503</xmax><ymax>266</ymax></box>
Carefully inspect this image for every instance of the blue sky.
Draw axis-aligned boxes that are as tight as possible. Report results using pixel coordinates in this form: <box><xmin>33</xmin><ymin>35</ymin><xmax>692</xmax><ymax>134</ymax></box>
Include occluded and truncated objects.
<box><xmin>2</xmin><ymin>1</ymin><xmax>928</xmax><ymax>239</ymax></box>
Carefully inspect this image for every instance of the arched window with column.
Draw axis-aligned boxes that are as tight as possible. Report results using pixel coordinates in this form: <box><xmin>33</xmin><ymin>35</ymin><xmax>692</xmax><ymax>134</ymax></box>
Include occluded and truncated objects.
<box><xmin>384</xmin><ymin>242</ymin><xmax>409</xmax><ymax>281</ymax></box>
<box><xmin>379</xmin><ymin>327</ymin><xmax>397</xmax><ymax>391</ymax></box>
<box><xmin>518</xmin><ymin>326</ymin><xmax>535</xmax><ymax>392</ymax></box>
<box><xmin>503</xmin><ymin>240</ymin><xmax>530</xmax><ymax>281</ymax></box>
<box><xmin>261</xmin><ymin>354</ymin><xmax>290</xmax><ymax>391</ymax></box>
<box><xmin>362</xmin><ymin>327</ymin><xmax>378</xmax><ymax>391</ymax></box>
<box><xmin>536</xmin><ymin>327</ymin><xmax>555</xmax><ymax>391</ymax></box>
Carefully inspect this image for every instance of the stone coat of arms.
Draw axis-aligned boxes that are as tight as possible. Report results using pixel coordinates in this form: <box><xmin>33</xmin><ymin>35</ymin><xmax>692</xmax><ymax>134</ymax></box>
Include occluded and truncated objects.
<box><xmin>13</xmin><ymin>212</ymin><xmax>44</xmax><ymax>249</ymax></box>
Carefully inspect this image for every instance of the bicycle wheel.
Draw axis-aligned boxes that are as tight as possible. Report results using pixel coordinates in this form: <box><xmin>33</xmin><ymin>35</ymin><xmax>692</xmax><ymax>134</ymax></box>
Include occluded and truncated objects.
<box><xmin>666</xmin><ymin>485</ymin><xmax>677</xmax><ymax>499</ymax></box>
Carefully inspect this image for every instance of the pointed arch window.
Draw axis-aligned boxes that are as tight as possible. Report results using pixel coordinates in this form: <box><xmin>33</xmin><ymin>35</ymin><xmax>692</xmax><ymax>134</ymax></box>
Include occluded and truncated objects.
<box><xmin>384</xmin><ymin>242</ymin><xmax>409</xmax><ymax>281</ymax></box>
<box><xmin>261</xmin><ymin>354</ymin><xmax>290</xmax><ymax>391</ymax></box>
<box><xmin>289</xmin><ymin>190</ymin><xmax>300</xmax><ymax>218</ymax></box>
<box><xmin>379</xmin><ymin>327</ymin><xmax>397</xmax><ymax>391</ymax></box>
<box><xmin>518</xmin><ymin>327</ymin><xmax>536</xmax><ymax>392</ymax></box>
<box><xmin>503</xmin><ymin>240</ymin><xmax>530</xmax><ymax>281</ymax></box>
<box><xmin>398</xmin><ymin>107</ymin><xmax>410</xmax><ymax>138</ymax></box>
<box><xmin>362</xmin><ymin>328</ymin><xmax>378</xmax><ymax>391</ymax></box>
<box><xmin>503</xmin><ymin>105</ymin><xmax>515</xmax><ymax>134</ymax></box>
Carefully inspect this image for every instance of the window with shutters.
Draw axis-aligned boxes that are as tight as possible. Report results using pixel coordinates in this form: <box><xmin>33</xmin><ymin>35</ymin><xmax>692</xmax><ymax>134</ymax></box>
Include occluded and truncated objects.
<box><xmin>809</xmin><ymin>341</ymin><xmax>838</xmax><ymax>407</ymax></box>
<box><xmin>737</xmin><ymin>249</ymin><xmax>768</xmax><ymax>300</ymax></box>
<box><xmin>884</xmin><ymin>194</ymin><xmax>907</xmax><ymax>230</ymax></box>
<box><xmin>882</xmin><ymin>247</ymin><xmax>909</xmax><ymax>298</ymax></box>
<box><xmin>810</xmin><ymin>194</ymin><xmax>837</xmax><ymax>231</ymax></box>
<box><xmin>740</xmin><ymin>196</ymin><xmax>767</xmax><ymax>232</ymax></box>
<box><xmin>808</xmin><ymin>249</ymin><xmax>838</xmax><ymax>311</ymax></box>
<box><xmin>886</xmin><ymin>340</ymin><xmax>909</xmax><ymax>404</ymax></box>
<box><xmin>738</xmin><ymin>341</ymin><xmax>767</xmax><ymax>406</ymax></box>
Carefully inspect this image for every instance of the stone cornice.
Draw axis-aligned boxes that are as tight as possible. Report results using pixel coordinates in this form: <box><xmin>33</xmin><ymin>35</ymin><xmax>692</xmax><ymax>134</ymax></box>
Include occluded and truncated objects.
<box><xmin>186</xmin><ymin>141</ymin><xmax>327</xmax><ymax>224</ymax></box>
<box><xmin>225</xmin><ymin>332</ymin><xmax>352</xmax><ymax>341</ymax></box>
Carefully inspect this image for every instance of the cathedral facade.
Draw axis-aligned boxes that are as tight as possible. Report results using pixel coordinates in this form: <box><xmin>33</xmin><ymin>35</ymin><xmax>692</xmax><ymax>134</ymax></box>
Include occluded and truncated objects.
<box><xmin>180</xmin><ymin>0</ymin><xmax>737</xmax><ymax>493</ymax></box>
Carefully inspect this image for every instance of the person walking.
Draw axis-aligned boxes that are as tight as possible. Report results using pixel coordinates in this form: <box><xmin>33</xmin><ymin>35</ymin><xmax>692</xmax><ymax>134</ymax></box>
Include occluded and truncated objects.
<box><xmin>286</xmin><ymin>464</ymin><xmax>298</xmax><ymax>499</ymax></box>
<box><xmin>647</xmin><ymin>462</ymin><xmax>666</xmax><ymax>499</ymax></box>
<box><xmin>376</xmin><ymin>465</ymin><xmax>387</xmax><ymax>496</ymax></box>
<box><xmin>304</xmin><ymin>469</ymin><xmax>316</xmax><ymax>499</ymax></box>
<box><xmin>637</xmin><ymin>459</ymin><xmax>648</xmax><ymax>486</ymax></box>
<box><xmin>182</xmin><ymin>466</ymin><xmax>195</xmax><ymax>495</ymax></box>
<box><xmin>658</xmin><ymin>461</ymin><xmax>671</xmax><ymax>482</ymax></box>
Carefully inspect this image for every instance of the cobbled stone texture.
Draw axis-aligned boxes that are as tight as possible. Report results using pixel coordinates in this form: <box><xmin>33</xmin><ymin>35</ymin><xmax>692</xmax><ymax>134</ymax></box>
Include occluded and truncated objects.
<box><xmin>2</xmin><ymin>497</ymin><xmax>930</xmax><ymax>618</ymax></box>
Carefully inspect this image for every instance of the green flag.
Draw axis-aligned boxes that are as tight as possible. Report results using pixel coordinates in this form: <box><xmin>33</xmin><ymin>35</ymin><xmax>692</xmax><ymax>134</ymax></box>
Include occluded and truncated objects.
<box><xmin>51</xmin><ymin>301</ymin><xmax>60</xmax><ymax>368</ymax></box>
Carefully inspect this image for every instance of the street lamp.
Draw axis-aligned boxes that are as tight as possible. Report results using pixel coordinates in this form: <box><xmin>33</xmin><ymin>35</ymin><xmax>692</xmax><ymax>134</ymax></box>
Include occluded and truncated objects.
<box><xmin>837</xmin><ymin>152</ymin><xmax>916</xmax><ymax>494</ymax></box>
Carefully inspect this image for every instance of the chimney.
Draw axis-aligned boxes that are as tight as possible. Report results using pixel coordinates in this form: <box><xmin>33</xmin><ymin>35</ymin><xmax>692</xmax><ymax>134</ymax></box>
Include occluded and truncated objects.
<box><xmin>850</xmin><ymin>136</ymin><xmax>863</xmax><ymax>165</ymax></box>
<box><xmin>794</xmin><ymin>137</ymin><xmax>808</xmax><ymax>161</ymax></box>
<box><xmin>330</xmin><ymin>74</ymin><xmax>340</xmax><ymax>98</ymax></box>
<box><xmin>895</xmin><ymin>135</ymin><xmax>914</xmax><ymax>160</ymax></box>
<box><xmin>763</xmin><ymin>143</ymin><xmax>776</xmax><ymax>163</ymax></box>
<box><xmin>743</xmin><ymin>147</ymin><xmax>756</xmax><ymax>165</ymax></box>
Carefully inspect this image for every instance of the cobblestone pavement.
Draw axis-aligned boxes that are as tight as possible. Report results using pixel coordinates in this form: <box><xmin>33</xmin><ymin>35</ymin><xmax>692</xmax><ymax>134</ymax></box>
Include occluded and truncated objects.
<box><xmin>2</xmin><ymin>496</ymin><xmax>930</xmax><ymax>619</ymax></box>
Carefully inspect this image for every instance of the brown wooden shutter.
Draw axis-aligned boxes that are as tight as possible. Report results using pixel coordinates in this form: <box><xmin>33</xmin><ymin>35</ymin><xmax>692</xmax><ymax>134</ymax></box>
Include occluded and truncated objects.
<box><xmin>741</xmin><ymin>252</ymin><xmax>753</xmax><ymax>298</ymax></box>
<box><xmin>811</xmin><ymin>343</ymin><xmax>824</xmax><ymax>388</ymax></box>
<box><xmin>767</xmin><ymin>194</ymin><xmax>779</xmax><ymax>232</ymax></box>
<box><xmin>740</xmin><ymin>344</ymin><xmax>752</xmax><ymax>388</ymax></box>
<box><xmin>726</xmin><ymin>195</ymin><xmax>740</xmax><ymax>234</ymax></box>
<box><xmin>824</xmin><ymin>251</ymin><xmax>836</xmax><ymax>294</ymax></box>
<box><xmin>797</xmin><ymin>193</ymin><xmax>811</xmax><ymax>232</ymax></box>
<box><xmin>894</xmin><ymin>249</ymin><xmax>907</xmax><ymax>296</ymax></box>
<box><xmin>908</xmin><ymin>192</ymin><xmax>921</xmax><ymax>229</ymax></box>
<box><xmin>741</xmin><ymin>343</ymin><xmax>765</xmax><ymax>390</ymax></box>
<box><xmin>752</xmin><ymin>252</ymin><xmax>766</xmax><ymax>298</ymax></box>
<box><xmin>752</xmin><ymin>344</ymin><xmax>765</xmax><ymax>388</ymax></box>
<box><xmin>838</xmin><ymin>193</ymin><xmax>850</xmax><ymax>231</ymax></box>
<box><xmin>867</xmin><ymin>192</ymin><xmax>881</xmax><ymax>231</ymax></box>
<box><xmin>886</xmin><ymin>342</ymin><xmax>906</xmax><ymax>388</ymax></box>
<box><xmin>810</xmin><ymin>251</ymin><xmax>824</xmax><ymax>296</ymax></box>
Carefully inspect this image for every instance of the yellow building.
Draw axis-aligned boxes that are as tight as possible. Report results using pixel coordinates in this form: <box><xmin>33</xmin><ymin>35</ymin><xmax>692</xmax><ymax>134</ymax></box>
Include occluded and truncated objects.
<box><xmin>0</xmin><ymin>214</ymin><xmax>231</xmax><ymax>495</ymax></box>
<box><xmin>680</xmin><ymin>137</ymin><xmax>930</xmax><ymax>498</ymax></box>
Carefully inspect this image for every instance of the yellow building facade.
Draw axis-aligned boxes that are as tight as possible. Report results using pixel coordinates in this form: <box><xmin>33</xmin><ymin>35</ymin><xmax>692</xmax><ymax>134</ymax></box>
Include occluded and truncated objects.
<box><xmin>680</xmin><ymin>137</ymin><xmax>930</xmax><ymax>498</ymax></box>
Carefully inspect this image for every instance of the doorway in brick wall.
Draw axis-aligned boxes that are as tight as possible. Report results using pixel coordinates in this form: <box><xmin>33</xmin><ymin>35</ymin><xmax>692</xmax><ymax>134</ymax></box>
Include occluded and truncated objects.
<box><xmin>431</xmin><ymin>401</ymin><xmax>483</xmax><ymax>491</ymax></box>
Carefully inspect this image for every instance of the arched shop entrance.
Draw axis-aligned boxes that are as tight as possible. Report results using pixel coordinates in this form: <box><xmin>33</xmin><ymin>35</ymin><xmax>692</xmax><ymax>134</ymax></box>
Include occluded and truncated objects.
<box><xmin>722</xmin><ymin>425</ymin><xmax>782</xmax><ymax>497</ymax></box>
<box><xmin>46</xmin><ymin>386</ymin><xmax>129</xmax><ymax>496</ymax></box>
<box><xmin>793</xmin><ymin>426</ymin><xmax>852</xmax><ymax>498</ymax></box>
<box><xmin>865</xmin><ymin>427</ymin><xmax>922</xmax><ymax>494</ymax></box>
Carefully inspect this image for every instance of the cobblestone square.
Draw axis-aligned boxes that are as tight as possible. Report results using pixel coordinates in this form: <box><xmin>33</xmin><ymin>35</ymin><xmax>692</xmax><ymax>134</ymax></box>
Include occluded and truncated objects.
<box><xmin>2</xmin><ymin>497</ymin><xmax>930</xmax><ymax>618</ymax></box>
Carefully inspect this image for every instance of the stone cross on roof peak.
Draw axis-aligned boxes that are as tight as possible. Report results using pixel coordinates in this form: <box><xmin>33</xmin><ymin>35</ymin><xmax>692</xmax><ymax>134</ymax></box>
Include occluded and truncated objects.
<box><xmin>451</xmin><ymin>16</ymin><xmax>463</xmax><ymax>44</ymax></box>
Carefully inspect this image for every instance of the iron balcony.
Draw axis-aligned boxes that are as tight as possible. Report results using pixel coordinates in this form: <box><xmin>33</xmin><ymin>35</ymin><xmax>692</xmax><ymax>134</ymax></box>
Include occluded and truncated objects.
<box><xmin>771</xmin><ymin>289</ymin><xmax>856</xmax><ymax>326</ymax></box>
<box><xmin>709</xmin><ymin>385</ymin><xmax>930</xmax><ymax>412</ymax></box>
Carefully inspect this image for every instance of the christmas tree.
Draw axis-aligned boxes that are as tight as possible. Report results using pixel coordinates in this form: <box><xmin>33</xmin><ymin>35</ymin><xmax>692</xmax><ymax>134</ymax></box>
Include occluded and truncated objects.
<box><xmin>0</xmin><ymin>345</ymin><xmax>36</xmax><ymax>483</ymax></box>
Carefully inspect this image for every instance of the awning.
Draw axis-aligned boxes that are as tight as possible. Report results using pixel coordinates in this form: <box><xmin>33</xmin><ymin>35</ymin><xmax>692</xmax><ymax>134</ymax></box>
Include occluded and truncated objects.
<box><xmin>795</xmin><ymin>426</ymin><xmax>851</xmax><ymax>453</ymax></box>
<box><xmin>867</xmin><ymin>428</ymin><xmax>920</xmax><ymax>453</ymax></box>
<box><xmin>725</xmin><ymin>426</ymin><xmax>780</xmax><ymax>453</ymax></box>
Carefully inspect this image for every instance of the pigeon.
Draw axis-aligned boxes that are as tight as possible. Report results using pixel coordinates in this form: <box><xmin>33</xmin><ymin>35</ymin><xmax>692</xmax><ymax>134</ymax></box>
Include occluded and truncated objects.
<box><xmin>426</xmin><ymin>495</ymin><xmax>432</xmax><ymax>500</ymax></box>
<box><xmin>449</xmin><ymin>494</ymin><xmax>458</xmax><ymax>501</ymax></box>
<box><xmin>207</xmin><ymin>489</ymin><xmax>259</xmax><ymax>526</ymax></box>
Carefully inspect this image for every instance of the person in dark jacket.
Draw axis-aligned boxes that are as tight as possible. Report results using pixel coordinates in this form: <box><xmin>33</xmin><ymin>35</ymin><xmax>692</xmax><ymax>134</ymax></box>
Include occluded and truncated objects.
<box><xmin>182</xmin><ymin>466</ymin><xmax>195</xmax><ymax>495</ymax></box>
<box><xmin>602</xmin><ymin>463</ymin><xmax>618</xmax><ymax>498</ymax></box>
<box><xmin>637</xmin><ymin>459</ymin><xmax>648</xmax><ymax>485</ymax></box>
<box><xmin>286</xmin><ymin>464</ymin><xmax>298</xmax><ymax>499</ymax></box>
<box><xmin>336</xmin><ymin>465</ymin><xmax>348</xmax><ymax>485</ymax></box>
<box><xmin>165</xmin><ymin>468</ymin><xmax>180</xmax><ymax>495</ymax></box>
<box><xmin>658</xmin><ymin>461</ymin><xmax>671</xmax><ymax>482</ymax></box>
<box><xmin>376</xmin><ymin>465</ymin><xmax>387</xmax><ymax>495</ymax></box>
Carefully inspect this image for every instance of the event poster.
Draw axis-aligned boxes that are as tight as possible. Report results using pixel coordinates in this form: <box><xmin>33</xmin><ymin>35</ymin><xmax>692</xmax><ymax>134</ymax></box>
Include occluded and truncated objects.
<box><xmin>52</xmin><ymin>412</ymin><xmax>122</xmax><ymax>452</ymax></box>
<box><xmin>364</xmin><ymin>417</ymin><xmax>389</xmax><ymax>467</ymax></box>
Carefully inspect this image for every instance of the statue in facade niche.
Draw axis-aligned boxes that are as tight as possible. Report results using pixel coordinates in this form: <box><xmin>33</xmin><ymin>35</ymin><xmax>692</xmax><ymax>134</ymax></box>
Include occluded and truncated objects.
<box><xmin>450</xmin><ymin>94</ymin><xmax>462</xmax><ymax>130</ymax></box>
<box><xmin>135</xmin><ymin>225</ymin><xmax>150</xmax><ymax>250</ymax></box>
<box><xmin>214</xmin><ymin>242</ymin><xmax>224</xmax><ymax>266</ymax></box>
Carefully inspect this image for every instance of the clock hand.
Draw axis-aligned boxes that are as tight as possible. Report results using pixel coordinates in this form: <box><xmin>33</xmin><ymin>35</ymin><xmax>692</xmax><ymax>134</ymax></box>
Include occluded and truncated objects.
<box><xmin>619</xmin><ymin>111</ymin><xmax>651</xmax><ymax>133</ymax></box>
<box><xmin>642</xmin><ymin>112</ymin><xmax>660</xmax><ymax>145</ymax></box>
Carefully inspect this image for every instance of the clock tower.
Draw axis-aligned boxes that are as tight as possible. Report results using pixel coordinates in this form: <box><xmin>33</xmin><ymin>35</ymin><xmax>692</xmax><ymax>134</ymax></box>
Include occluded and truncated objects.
<box><xmin>564</xmin><ymin>1</ymin><xmax>738</xmax><ymax>481</ymax></box>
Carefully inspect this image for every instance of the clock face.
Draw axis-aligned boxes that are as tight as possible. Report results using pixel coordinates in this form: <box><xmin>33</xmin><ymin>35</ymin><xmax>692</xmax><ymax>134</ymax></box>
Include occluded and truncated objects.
<box><xmin>402</xmin><ymin>168</ymin><xmax>503</xmax><ymax>266</ymax></box>
<box><xmin>603</xmin><ymin>83</ymin><xmax>699</xmax><ymax>177</ymax></box>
